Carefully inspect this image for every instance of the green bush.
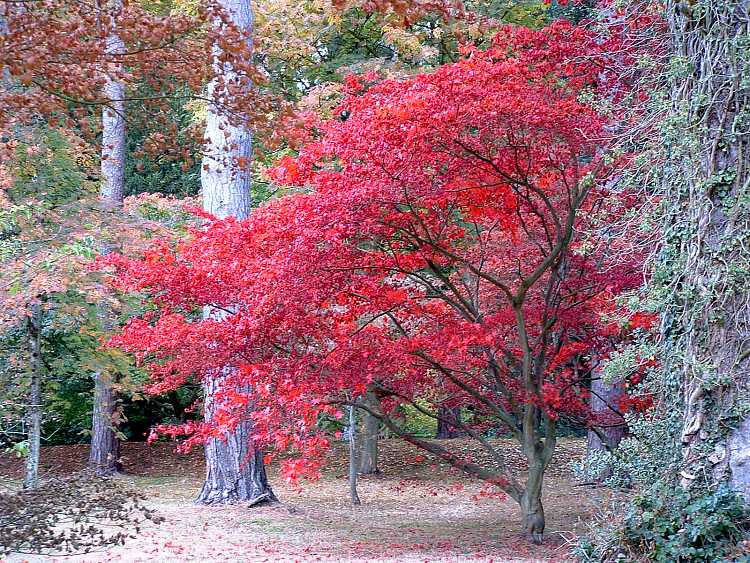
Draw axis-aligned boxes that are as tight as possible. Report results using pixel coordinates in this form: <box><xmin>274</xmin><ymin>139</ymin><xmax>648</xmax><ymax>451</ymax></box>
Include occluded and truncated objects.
<box><xmin>575</xmin><ymin>484</ymin><xmax>750</xmax><ymax>562</ymax></box>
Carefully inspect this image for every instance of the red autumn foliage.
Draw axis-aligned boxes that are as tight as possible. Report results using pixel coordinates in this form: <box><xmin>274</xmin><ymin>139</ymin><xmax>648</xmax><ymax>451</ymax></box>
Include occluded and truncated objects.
<box><xmin>104</xmin><ymin>21</ymin><xmax>644</xmax><ymax>532</ymax></box>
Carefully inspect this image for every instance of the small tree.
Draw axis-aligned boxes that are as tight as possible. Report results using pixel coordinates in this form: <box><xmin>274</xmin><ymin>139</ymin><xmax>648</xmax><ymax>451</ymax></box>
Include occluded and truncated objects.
<box><xmin>107</xmin><ymin>22</ymin><xmax>643</xmax><ymax>543</ymax></box>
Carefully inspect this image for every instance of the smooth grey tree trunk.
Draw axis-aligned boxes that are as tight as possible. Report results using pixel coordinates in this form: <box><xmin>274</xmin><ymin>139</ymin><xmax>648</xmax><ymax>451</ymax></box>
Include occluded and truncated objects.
<box><xmin>665</xmin><ymin>0</ymin><xmax>750</xmax><ymax>496</ymax></box>
<box><xmin>587</xmin><ymin>363</ymin><xmax>626</xmax><ymax>452</ymax></box>
<box><xmin>358</xmin><ymin>391</ymin><xmax>380</xmax><ymax>474</ymax></box>
<box><xmin>348</xmin><ymin>406</ymin><xmax>361</xmax><ymax>505</ymax></box>
<box><xmin>587</xmin><ymin>368</ymin><xmax>626</xmax><ymax>482</ymax></box>
<box><xmin>199</xmin><ymin>0</ymin><xmax>252</xmax><ymax>219</ymax></box>
<box><xmin>99</xmin><ymin>0</ymin><xmax>125</xmax><ymax>208</ymax></box>
<box><xmin>195</xmin><ymin>0</ymin><xmax>273</xmax><ymax>505</ymax></box>
<box><xmin>89</xmin><ymin>0</ymin><xmax>125</xmax><ymax>475</ymax></box>
<box><xmin>23</xmin><ymin>300</ymin><xmax>42</xmax><ymax>490</ymax></box>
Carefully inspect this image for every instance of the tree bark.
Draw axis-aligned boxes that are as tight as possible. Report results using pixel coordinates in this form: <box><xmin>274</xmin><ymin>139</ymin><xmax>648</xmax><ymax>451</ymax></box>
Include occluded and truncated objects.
<box><xmin>520</xmin><ymin>464</ymin><xmax>545</xmax><ymax>546</ymax></box>
<box><xmin>23</xmin><ymin>300</ymin><xmax>42</xmax><ymax>490</ymax></box>
<box><xmin>358</xmin><ymin>391</ymin><xmax>380</xmax><ymax>474</ymax></box>
<box><xmin>88</xmin><ymin>0</ymin><xmax>125</xmax><ymax>475</ymax></box>
<box><xmin>200</xmin><ymin>0</ymin><xmax>252</xmax><ymax>219</ymax></box>
<box><xmin>89</xmin><ymin>370</ymin><xmax>122</xmax><ymax>475</ymax></box>
<box><xmin>99</xmin><ymin>0</ymin><xmax>125</xmax><ymax>208</ymax></box>
<box><xmin>665</xmin><ymin>0</ymin><xmax>750</xmax><ymax>495</ymax></box>
<box><xmin>520</xmin><ymin>414</ymin><xmax>553</xmax><ymax>545</ymax></box>
<box><xmin>587</xmin><ymin>359</ymin><xmax>626</xmax><ymax>457</ymax></box>
<box><xmin>348</xmin><ymin>405</ymin><xmax>361</xmax><ymax>505</ymax></box>
<box><xmin>196</xmin><ymin>0</ymin><xmax>273</xmax><ymax>505</ymax></box>
<box><xmin>196</xmin><ymin>372</ymin><xmax>274</xmax><ymax>504</ymax></box>
<box><xmin>436</xmin><ymin>405</ymin><xmax>464</xmax><ymax>439</ymax></box>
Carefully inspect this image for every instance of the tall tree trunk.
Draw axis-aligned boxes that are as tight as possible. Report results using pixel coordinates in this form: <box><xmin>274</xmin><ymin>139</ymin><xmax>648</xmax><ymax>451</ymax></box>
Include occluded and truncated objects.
<box><xmin>23</xmin><ymin>300</ymin><xmax>42</xmax><ymax>490</ymax></box>
<box><xmin>196</xmin><ymin>0</ymin><xmax>273</xmax><ymax>505</ymax></box>
<box><xmin>99</xmin><ymin>10</ymin><xmax>125</xmax><ymax>208</ymax></box>
<box><xmin>89</xmin><ymin>0</ymin><xmax>125</xmax><ymax>475</ymax></box>
<box><xmin>436</xmin><ymin>406</ymin><xmax>464</xmax><ymax>439</ymax></box>
<box><xmin>665</xmin><ymin>1</ymin><xmax>750</xmax><ymax>495</ymax></box>
<box><xmin>196</xmin><ymin>372</ymin><xmax>273</xmax><ymax>504</ymax></box>
<box><xmin>358</xmin><ymin>391</ymin><xmax>380</xmax><ymax>474</ymax></box>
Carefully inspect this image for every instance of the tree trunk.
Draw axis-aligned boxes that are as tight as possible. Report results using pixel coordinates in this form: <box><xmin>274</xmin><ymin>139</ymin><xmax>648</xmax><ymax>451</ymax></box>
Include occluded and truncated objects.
<box><xmin>587</xmin><ymin>359</ymin><xmax>626</xmax><ymax>461</ymax></box>
<box><xmin>88</xmin><ymin>0</ymin><xmax>125</xmax><ymax>474</ymax></box>
<box><xmin>89</xmin><ymin>372</ymin><xmax>121</xmax><ymax>474</ymax></box>
<box><xmin>196</xmin><ymin>373</ymin><xmax>274</xmax><ymax>504</ymax></box>
<box><xmin>99</xmin><ymin>0</ymin><xmax>125</xmax><ymax>208</ymax></box>
<box><xmin>358</xmin><ymin>391</ymin><xmax>379</xmax><ymax>474</ymax></box>
<box><xmin>197</xmin><ymin>0</ymin><xmax>273</xmax><ymax>505</ymax></box>
<box><xmin>520</xmin><ymin>453</ymin><xmax>546</xmax><ymax>545</ymax></box>
<box><xmin>23</xmin><ymin>300</ymin><xmax>42</xmax><ymax>490</ymax></box>
<box><xmin>348</xmin><ymin>405</ymin><xmax>361</xmax><ymax>505</ymax></box>
<box><xmin>436</xmin><ymin>406</ymin><xmax>464</xmax><ymax>439</ymax></box>
<box><xmin>88</xmin><ymin>253</ymin><xmax>122</xmax><ymax>476</ymax></box>
<box><xmin>665</xmin><ymin>1</ymin><xmax>750</xmax><ymax>495</ymax></box>
<box><xmin>89</xmin><ymin>370</ymin><xmax>122</xmax><ymax>475</ymax></box>
<box><xmin>200</xmin><ymin>0</ymin><xmax>252</xmax><ymax>219</ymax></box>
<box><xmin>587</xmin><ymin>372</ymin><xmax>626</xmax><ymax>481</ymax></box>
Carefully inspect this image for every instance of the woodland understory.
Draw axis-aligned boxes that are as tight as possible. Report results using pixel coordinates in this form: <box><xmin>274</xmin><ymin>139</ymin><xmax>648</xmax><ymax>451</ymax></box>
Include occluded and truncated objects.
<box><xmin>1</xmin><ymin>0</ymin><xmax>750</xmax><ymax>561</ymax></box>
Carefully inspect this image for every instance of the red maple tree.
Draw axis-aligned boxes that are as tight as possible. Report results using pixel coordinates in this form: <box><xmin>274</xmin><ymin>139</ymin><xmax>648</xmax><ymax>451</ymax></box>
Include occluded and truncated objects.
<box><xmin>105</xmin><ymin>21</ymin><xmax>643</xmax><ymax>542</ymax></box>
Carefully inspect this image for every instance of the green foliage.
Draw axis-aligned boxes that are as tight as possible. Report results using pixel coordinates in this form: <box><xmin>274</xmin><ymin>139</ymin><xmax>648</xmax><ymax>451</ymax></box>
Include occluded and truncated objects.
<box><xmin>575</xmin><ymin>485</ymin><xmax>750</xmax><ymax>562</ymax></box>
<box><xmin>400</xmin><ymin>402</ymin><xmax>438</xmax><ymax>438</ymax></box>
<box><xmin>124</xmin><ymin>89</ymin><xmax>201</xmax><ymax>198</ymax></box>
<box><xmin>8</xmin><ymin>128</ymin><xmax>94</xmax><ymax>205</ymax></box>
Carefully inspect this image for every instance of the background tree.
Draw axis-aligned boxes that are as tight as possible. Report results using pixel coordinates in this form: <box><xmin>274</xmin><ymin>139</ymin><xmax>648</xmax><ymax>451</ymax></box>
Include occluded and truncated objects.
<box><xmin>195</xmin><ymin>0</ymin><xmax>275</xmax><ymax>505</ymax></box>
<box><xmin>89</xmin><ymin>0</ymin><xmax>127</xmax><ymax>477</ymax></box>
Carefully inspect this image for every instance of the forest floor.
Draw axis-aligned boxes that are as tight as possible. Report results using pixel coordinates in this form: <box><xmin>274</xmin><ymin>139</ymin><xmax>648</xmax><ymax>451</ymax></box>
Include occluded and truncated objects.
<box><xmin>0</xmin><ymin>438</ymin><xmax>602</xmax><ymax>562</ymax></box>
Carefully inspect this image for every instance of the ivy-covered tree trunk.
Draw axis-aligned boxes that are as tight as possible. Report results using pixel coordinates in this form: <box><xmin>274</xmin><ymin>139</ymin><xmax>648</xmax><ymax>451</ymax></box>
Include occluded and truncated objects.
<box><xmin>23</xmin><ymin>300</ymin><xmax>42</xmax><ymax>490</ymax></box>
<box><xmin>666</xmin><ymin>0</ymin><xmax>750</xmax><ymax>496</ymax></box>
<box><xmin>195</xmin><ymin>0</ymin><xmax>274</xmax><ymax>505</ymax></box>
<box><xmin>89</xmin><ymin>0</ymin><xmax>125</xmax><ymax>476</ymax></box>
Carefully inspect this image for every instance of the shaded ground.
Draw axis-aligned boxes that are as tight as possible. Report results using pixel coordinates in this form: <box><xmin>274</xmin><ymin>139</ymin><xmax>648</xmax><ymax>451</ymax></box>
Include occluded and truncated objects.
<box><xmin>1</xmin><ymin>438</ymin><xmax>598</xmax><ymax>562</ymax></box>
